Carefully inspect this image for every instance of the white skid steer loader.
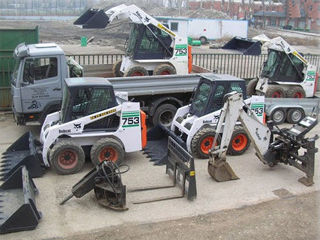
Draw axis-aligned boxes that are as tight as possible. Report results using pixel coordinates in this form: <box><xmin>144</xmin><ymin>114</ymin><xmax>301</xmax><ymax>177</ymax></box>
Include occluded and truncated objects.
<box><xmin>1</xmin><ymin>77</ymin><xmax>147</xmax><ymax>176</ymax></box>
<box><xmin>74</xmin><ymin>4</ymin><xmax>190</xmax><ymax>77</ymax></box>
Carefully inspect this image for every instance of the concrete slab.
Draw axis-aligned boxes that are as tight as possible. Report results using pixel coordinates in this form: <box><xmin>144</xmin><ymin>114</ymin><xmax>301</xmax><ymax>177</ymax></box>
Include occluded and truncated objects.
<box><xmin>1</xmin><ymin>115</ymin><xmax>319</xmax><ymax>239</ymax></box>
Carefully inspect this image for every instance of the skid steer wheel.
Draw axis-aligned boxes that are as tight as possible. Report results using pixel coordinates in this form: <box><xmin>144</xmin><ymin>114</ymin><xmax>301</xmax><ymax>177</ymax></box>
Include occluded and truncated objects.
<box><xmin>112</xmin><ymin>59</ymin><xmax>124</xmax><ymax>77</ymax></box>
<box><xmin>286</xmin><ymin>108</ymin><xmax>305</xmax><ymax>124</ymax></box>
<box><xmin>50</xmin><ymin>139</ymin><xmax>85</xmax><ymax>175</ymax></box>
<box><xmin>90</xmin><ymin>138</ymin><xmax>125</xmax><ymax>166</ymax></box>
<box><xmin>227</xmin><ymin>126</ymin><xmax>251</xmax><ymax>155</ymax></box>
<box><xmin>191</xmin><ymin>127</ymin><xmax>221</xmax><ymax>159</ymax></box>
<box><xmin>152</xmin><ymin>104</ymin><xmax>177</xmax><ymax>127</ymax></box>
<box><xmin>124</xmin><ymin>66</ymin><xmax>148</xmax><ymax>77</ymax></box>
<box><xmin>287</xmin><ymin>87</ymin><xmax>305</xmax><ymax>98</ymax></box>
<box><xmin>153</xmin><ymin>64</ymin><xmax>176</xmax><ymax>75</ymax></box>
<box><xmin>246</xmin><ymin>78</ymin><xmax>258</xmax><ymax>96</ymax></box>
<box><xmin>265</xmin><ymin>86</ymin><xmax>285</xmax><ymax>98</ymax></box>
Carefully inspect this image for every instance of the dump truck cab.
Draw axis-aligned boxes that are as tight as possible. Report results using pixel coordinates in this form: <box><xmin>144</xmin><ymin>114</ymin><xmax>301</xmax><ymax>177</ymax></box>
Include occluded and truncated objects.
<box><xmin>11</xmin><ymin>43</ymin><xmax>82</xmax><ymax>125</ymax></box>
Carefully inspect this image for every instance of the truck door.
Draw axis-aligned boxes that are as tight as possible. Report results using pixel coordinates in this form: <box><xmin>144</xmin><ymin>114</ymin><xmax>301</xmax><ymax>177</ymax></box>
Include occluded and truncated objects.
<box><xmin>20</xmin><ymin>56</ymin><xmax>62</xmax><ymax>118</ymax></box>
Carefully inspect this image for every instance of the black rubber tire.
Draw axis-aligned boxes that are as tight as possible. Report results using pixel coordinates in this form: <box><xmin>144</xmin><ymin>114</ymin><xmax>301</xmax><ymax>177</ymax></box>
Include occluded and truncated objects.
<box><xmin>50</xmin><ymin>139</ymin><xmax>85</xmax><ymax>175</ymax></box>
<box><xmin>265</xmin><ymin>86</ymin><xmax>285</xmax><ymax>98</ymax></box>
<box><xmin>112</xmin><ymin>59</ymin><xmax>123</xmax><ymax>77</ymax></box>
<box><xmin>191</xmin><ymin>127</ymin><xmax>221</xmax><ymax>159</ymax></box>
<box><xmin>246</xmin><ymin>78</ymin><xmax>258</xmax><ymax>96</ymax></box>
<box><xmin>153</xmin><ymin>64</ymin><xmax>176</xmax><ymax>75</ymax></box>
<box><xmin>90</xmin><ymin>137</ymin><xmax>125</xmax><ymax>166</ymax></box>
<box><xmin>286</xmin><ymin>86</ymin><xmax>306</xmax><ymax>98</ymax></box>
<box><xmin>123</xmin><ymin>66</ymin><xmax>148</xmax><ymax>77</ymax></box>
<box><xmin>199</xmin><ymin>36</ymin><xmax>207</xmax><ymax>44</ymax></box>
<box><xmin>152</xmin><ymin>104</ymin><xmax>177</xmax><ymax>127</ymax></box>
<box><xmin>286</xmin><ymin>108</ymin><xmax>305</xmax><ymax>124</ymax></box>
<box><xmin>227</xmin><ymin>126</ymin><xmax>251</xmax><ymax>155</ymax></box>
<box><xmin>270</xmin><ymin>108</ymin><xmax>286</xmax><ymax>125</ymax></box>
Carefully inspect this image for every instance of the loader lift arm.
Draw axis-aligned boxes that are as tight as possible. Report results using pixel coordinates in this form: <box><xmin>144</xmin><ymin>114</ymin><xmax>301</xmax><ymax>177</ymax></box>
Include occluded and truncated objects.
<box><xmin>208</xmin><ymin>92</ymin><xmax>318</xmax><ymax>186</ymax></box>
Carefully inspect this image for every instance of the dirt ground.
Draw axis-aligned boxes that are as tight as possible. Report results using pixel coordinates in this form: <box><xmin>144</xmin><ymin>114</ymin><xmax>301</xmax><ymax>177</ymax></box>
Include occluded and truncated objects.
<box><xmin>63</xmin><ymin>191</ymin><xmax>320</xmax><ymax>240</ymax></box>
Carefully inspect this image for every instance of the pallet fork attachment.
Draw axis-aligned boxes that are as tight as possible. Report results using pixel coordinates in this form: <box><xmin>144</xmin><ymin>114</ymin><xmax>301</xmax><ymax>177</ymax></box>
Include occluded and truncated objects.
<box><xmin>0</xmin><ymin>166</ymin><xmax>41</xmax><ymax>234</ymax></box>
<box><xmin>0</xmin><ymin>132</ymin><xmax>44</xmax><ymax>180</ymax></box>
<box><xmin>60</xmin><ymin>161</ymin><xmax>128</xmax><ymax>211</ymax></box>
<box><xmin>130</xmin><ymin>136</ymin><xmax>197</xmax><ymax>204</ymax></box>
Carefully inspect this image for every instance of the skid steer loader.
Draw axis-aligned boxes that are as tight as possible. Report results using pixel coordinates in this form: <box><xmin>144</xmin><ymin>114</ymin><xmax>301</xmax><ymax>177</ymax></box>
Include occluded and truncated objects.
<box><xmin>1</xmin><ymin>77</ymin><xmax>147</xmax><ymax>176</ymax></box>
<box><xmin>247</xmin><ymin>37</ymin><xmax>318</xmax><ymax>98</ymax></box>
<box><xmin>207</xmin><ymin>92</ymin><xmax>318</xmax><ymax>186</ymax></box>
<box><xmin>145</xmin><ymin>74</ymin><xmax>263</xmax><ymax>164</ymax></box>
<box><xmin>74</xmin><ymin>4</ymin><xmax>191</xmax><ymax>77</ymax></box>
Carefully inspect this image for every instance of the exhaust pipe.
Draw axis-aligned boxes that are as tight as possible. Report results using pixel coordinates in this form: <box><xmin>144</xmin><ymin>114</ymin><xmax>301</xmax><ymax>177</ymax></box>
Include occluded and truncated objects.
<box><xmin>0</xmin><ymin>166</ymin><xmax>41</xmax><ymax>234</ymax></box>
<box><xmin>0</xmin><ymin>132</ymin><xmax>45</xmax><ymax>180</ymax></box>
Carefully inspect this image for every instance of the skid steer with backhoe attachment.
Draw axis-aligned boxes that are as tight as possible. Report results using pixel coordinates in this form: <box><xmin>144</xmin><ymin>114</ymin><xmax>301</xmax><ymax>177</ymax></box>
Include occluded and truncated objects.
<box><xmin>207</xmin><ymin>91</ymin><xmax>318</xmax><ymax>186</ymax></box>
<box><xmin>1</xmin><ymin>77</ymin><xmax>147</xmax><ymax>176</ymax></box>
<box><xmin>145</xmin><ymin>74</ymin><xmax>264</xmax><ymax>164</ymax></box>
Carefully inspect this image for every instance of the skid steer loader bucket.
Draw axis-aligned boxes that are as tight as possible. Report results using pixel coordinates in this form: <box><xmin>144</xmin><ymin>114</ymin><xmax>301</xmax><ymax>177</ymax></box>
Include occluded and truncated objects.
<box><xmin>144</xmin><ymin>125</ymin><xmax>187</xmax><ymax>165</ymax></box>
<box><xmin>74</xmin><ymin>9</ymin><xmax>109</xmax><ymax>29</ymax></box>
<box><xmin>1</xmin><ymin>132</ymin><xmax>44</xmax><ymax>180</ymax></box>
<box><xmin>0</xmin><ymin>166</ymin><xmax>41</xmax><ymax>234</ymax></box>
<box><xmin>130</xmin><ymin>136</ymin><xmax>197</xmax><ymax>203</ymax></box>
<box><xmin>222</xmin><ymin>37</ymin><xmax>261</xmax><ymax>55</ymax></box>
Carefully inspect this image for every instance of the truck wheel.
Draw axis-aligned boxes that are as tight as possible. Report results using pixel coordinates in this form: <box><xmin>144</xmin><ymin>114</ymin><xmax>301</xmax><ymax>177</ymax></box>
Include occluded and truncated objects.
<box><xmin>152</xmin><ymin>104</ymin><xmax>177</xmax><ymax>127</ymax></box>
<box><xmin>265</xmin><ymin>86</ymin><xmax>285</xmax><ymax>98</ymax></box>
<box><xmin>286</xmin><ymin>87</ymin><xmax>305</xmax><ymax>98</ymax></box>
<box><xmin>153</xmin><ymin>64</ymin><xmax>176</xmax><ymax>75</ymax></box>
<box><xmin>124</xmin><ymin>66</ymin><xmax>148</xmax><ymax>77</ymax></box>
<box><xmin>246</xmin><ymin>78</ymin><xmax>258</xmax><ymax>96</ymax></box>
<box><xmin>90</xmin><ymin>137</ymin><xmax>124</xmax><ymax>166</ymax></box>
<box><xmin>112</xmin><ymin>59</ymin><xmax>124</xmax><ymax>77</ymax></box>
<box><xmin>50</xmin><ymin>139</ymin><xmax>85</xmax><ymax>175</ymax></box>
<box><xmin>191</xmin><ymin>127</ymin><xmax>221</xmax><ymax>159</ymax></box>
<box><xmin>227</xmin><ymin>126</ymin><xmax>251</xmax><ymax>155</ymax></box>
<box><xmin>199</xmin><ymin>36</ymin><xmax>207</xmax><ymax>44</ymax></box>
<box><xmin>286</xmin><ymin>108</ymin><xmax>305</xmax><ymax>124</ymax></box>
<box><xmin>270</xmin><ymin>108</ymin><xmax>286</xmax><ymax>124</ymax></box>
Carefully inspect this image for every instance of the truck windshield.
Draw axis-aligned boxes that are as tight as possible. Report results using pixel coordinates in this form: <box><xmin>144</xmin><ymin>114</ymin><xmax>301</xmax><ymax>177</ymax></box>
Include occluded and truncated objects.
<box><xmin>261</xmin><ymin>50</ymin><xmax>279</xmax><ymax>78</ymax></box>
<box><xmin>11</xmin><ymin>58</ymin><xmax>21</xmax><ymax>86</ymax></box>
<box><xmin>190</xmin><ymin>82</ymin><xmax>211</xmax><ymax>116</ymax></box>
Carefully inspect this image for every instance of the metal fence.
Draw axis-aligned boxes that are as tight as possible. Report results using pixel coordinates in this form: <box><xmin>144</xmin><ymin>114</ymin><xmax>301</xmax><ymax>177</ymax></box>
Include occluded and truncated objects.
<box><xmin>1</xmin><ymin>53</ymin><xmax>320</xmax><ymax>110</ymax></box>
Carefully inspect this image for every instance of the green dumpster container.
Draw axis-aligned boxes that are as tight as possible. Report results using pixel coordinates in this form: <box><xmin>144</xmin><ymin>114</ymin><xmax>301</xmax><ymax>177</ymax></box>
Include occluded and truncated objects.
<box><xmin>0</xmin><ymin>26</ymin><xmax>39</xmax><ymax>110</ymax></box>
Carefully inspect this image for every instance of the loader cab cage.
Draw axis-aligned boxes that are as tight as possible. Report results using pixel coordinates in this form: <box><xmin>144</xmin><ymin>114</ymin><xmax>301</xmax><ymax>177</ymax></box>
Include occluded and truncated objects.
<box><xmin>189</xmin><ymin>77</ymin><xmax>246</xmax><ymax>117</ymax></box>
<box><xmin>61</xmin><ymin>78</ymin><xmax>118</xmax><ymax>124</ymax></box>
<box><xmin>126</xmin><ymin>24</ymin><xmax>173</xmax><ymax>60</ymax></box>
<box><xmin>261</xmin><ymin>49</ymin><xmax>305</xmax><ymax>83</ymax></box>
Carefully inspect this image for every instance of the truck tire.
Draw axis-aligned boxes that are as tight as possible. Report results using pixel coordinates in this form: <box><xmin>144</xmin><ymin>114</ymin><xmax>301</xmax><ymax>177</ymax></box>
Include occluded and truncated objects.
<box><xmin>286</xmin><ymin>86</ymin><xmax>305</xmax><ymax>98</ymax></box>
<box><xmin>227</xmin><ymin>126</ymin><xmax>251</xmax><ymax>155</ymax></box>
<box><xmin>112</xmin><ymin>59</ymin><xmax>123</xmax><ymax>77</ymax></box>
<box><xmin>152</xmin><ymin>104</ymin><xmax>177</xmax><ymax>127</ymax></box>
<box><xmin>191</xmin><ymin>127</ymin><xmax>220</xmax><ymax>159</ymax></box>
<box><xmin>265</xmin><ymin>86</ymin><xmax>285</xmax><ymax>98</ymax></box>
<box><xmin>124</xmin><ymin>66</ymin><xmax>148</xmax><ymax>77</ymax></box>
<box><xmin>199</xmin><ymin>36</ymin><xmax>207</xmax><ymax>44</ymax></box>
<box><xmin>270</xmin><ymin>108</ymin><xmax>286</xmax><ymax>124</ymax></box>
<box><xmin>246</xmin><ymin>78</ymin><xmax>258</xmax><ymax>96</ymax></box>
<box><xmin>90</xmin><ymin>137</ymin><xmax>125</xmax><ymax>166</ymax></box>
<box><xmin>50</xmin><ymin>139</ymin><xmax>85</xmax><ymax>175</ymax></box>
<box><xmin>153</xmin><ymin>64</ymin><xmax>176</xmax><ymax>75</ymax></box>
<box><xmin>286</xmin><ymin>108</ymin><xmax>305</xmax><ymax>124</ymax></box>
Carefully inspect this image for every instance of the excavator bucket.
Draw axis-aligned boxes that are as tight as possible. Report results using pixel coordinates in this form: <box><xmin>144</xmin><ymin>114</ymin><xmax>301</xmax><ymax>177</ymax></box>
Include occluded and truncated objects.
<box><xmin>0</xmin><ymin>166</ymin><xmax>41</xmax><ymax>234</ymax></box>
<box><xmin>208</xmin><ymin>152</ymin><xmax>239</xmax><ymax>182</ymax></box>
<box><xmin>222</xmin><ymin>37</ymin><xmax>261</xmax><ymax>55</ymax></box>
<box><xmin>74</xmin><ymin>9</ymin><xmax>109</xmax><ymax>29</ymax></box>
<box><xmin>0</xmin><ymin>132</ymin><xmax>44</xmax><ymax>180</ymax></box>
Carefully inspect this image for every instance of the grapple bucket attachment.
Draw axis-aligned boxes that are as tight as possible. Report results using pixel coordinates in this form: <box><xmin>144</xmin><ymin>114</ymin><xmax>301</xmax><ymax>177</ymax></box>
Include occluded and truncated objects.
<box><xmin>1</xmin><ymin>132</ymin><xmax>44</xmax><ymax>180</ymax></box>
<box><xmin>145</xmin><ymin>125</ymin><xmax>187</xmax><ymax>165</ymax></box>
<box><xmin>74</xmin><ymin>9</ymin><xmax>109</xmax><ymax>29</ymax></box>
<box><xmin>0</xmin><ymin>166</ymin><xmax>41</xmax><ymax>234</ymax></box>
<box><xmin>208</xmin><ymin>152</ymin><xmax>239</xmax><ymax>182</ymax></box>
<box><xmin>222</xmin><ymin>37</ymin><xmax>261</xmax><ymax>55</ymax></box>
